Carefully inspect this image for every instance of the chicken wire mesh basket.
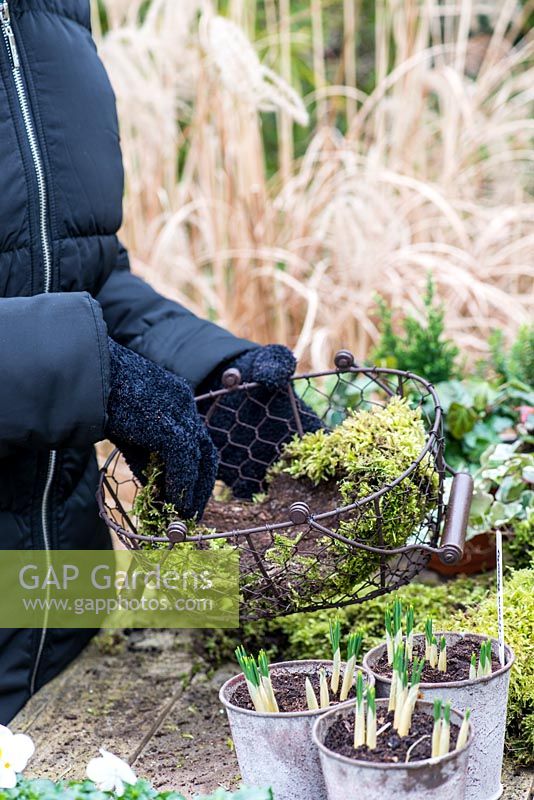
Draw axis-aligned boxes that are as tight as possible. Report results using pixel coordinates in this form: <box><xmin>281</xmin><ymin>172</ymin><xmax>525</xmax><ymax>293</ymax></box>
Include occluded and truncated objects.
<box><xmin>98</xmin><ymin>350</ymin><xmax>472</xmax><ymax>621</ymax></box>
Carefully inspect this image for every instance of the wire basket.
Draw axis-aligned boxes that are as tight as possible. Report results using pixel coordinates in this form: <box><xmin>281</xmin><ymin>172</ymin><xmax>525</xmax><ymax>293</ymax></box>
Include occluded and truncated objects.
<box><xmin>97</xmin><ymin>350</ymin><xmax>473</xmax><ymax>621</ymax></box>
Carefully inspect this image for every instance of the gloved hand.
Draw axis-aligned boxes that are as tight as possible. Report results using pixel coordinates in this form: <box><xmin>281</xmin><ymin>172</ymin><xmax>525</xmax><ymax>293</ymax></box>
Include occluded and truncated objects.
<box><xmin>198</xmin><ymin>345</ymin><xmax>323</xmax><ymax>498</ymax></box>
<box><xmin>106</xmin><ymin>338</ymin><xmax>218</xmax><ymax>520</ymax></box>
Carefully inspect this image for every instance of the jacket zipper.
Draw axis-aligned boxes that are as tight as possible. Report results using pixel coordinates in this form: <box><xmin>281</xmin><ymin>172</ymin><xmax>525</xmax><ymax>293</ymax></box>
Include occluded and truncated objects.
<box><xmin>1</xmin><ymin>0</ymin><xmax>56</xmax><ymax>696</ymax></box>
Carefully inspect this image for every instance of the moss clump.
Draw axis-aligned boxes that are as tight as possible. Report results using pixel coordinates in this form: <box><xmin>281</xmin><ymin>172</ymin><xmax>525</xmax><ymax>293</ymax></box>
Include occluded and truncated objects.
<box><xmin>279</xmin><ymin>396</ymin><xmax>431</xmax><ymax>486</ymax></box>
<box><xmin>132</xmin><ymin>456</ymin><xmax>181</xmax><ymax>540</ymax></box>
<box><xmin>270</xmin><ymin>397</ymin><xmax>439</xmax><ymax>592</ymax></box>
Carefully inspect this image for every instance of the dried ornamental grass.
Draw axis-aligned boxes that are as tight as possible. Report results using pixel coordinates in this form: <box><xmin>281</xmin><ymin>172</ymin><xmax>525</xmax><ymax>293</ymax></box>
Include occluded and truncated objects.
<box><xmin>93</xmin><ymin>0</ymin><xmax>534</xmax><ymax>369</ymax></box>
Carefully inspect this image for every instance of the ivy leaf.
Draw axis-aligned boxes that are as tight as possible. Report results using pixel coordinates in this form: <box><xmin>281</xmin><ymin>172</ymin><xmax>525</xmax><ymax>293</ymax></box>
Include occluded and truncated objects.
<box><xmin>470</xmin><ymin>490</ymin><xmax>494</xmax><ymax>521</ymax></box>
<box><xmin>488</xmin><ymin>500</ymin><xmax>523</xmax><ymax>527</ymax></box>
<box><xmin>447</xmin><ymin>403</ymin><xmax>478</xmax><ymax>439</ymax></box>
<box><xmin>496</xmin><ymin>475</ymin><xmax>526</xmax><ymax>504</ymax></box>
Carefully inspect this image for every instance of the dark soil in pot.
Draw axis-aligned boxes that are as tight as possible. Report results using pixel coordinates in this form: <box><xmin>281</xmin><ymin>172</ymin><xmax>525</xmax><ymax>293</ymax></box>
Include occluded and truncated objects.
<box><xmin>372</xmin><ymin>634</ymin><xmax>501</xmax><ymax>683</ymax></box>
<box><xmin>324</xmin><ymin>708</ymin><xmax>461</xmax><ymax>764</ymax></box>
<box><xmin>231</xmin><ymin>664</ymin><xmax>356</xmax><ymax>713</ymax></box>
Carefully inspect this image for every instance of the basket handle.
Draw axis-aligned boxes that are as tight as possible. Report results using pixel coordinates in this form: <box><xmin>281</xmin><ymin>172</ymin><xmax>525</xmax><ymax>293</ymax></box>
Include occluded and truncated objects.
<box><xmin>438</xmin><ymin>472</ymin><xmax>473</xmax><ymax>565</ymax></box>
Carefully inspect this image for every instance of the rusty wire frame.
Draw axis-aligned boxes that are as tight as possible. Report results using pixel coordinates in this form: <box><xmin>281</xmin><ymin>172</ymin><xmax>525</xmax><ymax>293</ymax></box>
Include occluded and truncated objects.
<box><xmin>97</xmin><ymin>351</ymin><xmax>472</xmax><ymax>620</ymax></box>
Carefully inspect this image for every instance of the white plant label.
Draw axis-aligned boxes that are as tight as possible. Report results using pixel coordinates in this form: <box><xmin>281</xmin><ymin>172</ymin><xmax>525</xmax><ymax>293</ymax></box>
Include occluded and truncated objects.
<box><xmin>495</xmin><ymin>530</ymin><xmax>505</xmax><ymax>667</ymax></box>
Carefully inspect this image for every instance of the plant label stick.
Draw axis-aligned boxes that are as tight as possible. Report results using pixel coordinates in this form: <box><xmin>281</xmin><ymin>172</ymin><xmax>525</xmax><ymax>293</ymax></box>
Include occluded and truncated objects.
<box><xmin>496</xmin><ymin>529</ymin><xmax>505</xmax><ymax>667</ymax></box>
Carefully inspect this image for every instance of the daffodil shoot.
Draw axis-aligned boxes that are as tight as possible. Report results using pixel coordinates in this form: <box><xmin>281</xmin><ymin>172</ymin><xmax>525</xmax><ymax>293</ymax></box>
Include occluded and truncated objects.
<box><xmin>476</xmin><ymin>640</ymin><xmax>493</xmax><ymax>678</ymax></box>
<box><xmin>366</xmin><ymin>687</ymin><xmax>377</xmax><ymax>750</ymax></box>
<box><xmin>405</xmin><ymin>605</ymin><xmax>415</xmax><ymax>661</ymax></box>
<box><xmin>397</xmin><ymin>658</ymin><xmax>425</xmax><ymax>737</ymax></box>
<box><xmin>431</xmin><ymin>699</ymin><xmax>443</xmax><ymax>758</ymax></box>
<box><xmin>329</xmin><ymin>619</ymin><xmax>341</xmax><ymax>695</ymax></box>
<box><xmin>456</xmin><ymin>709</ymin><xmax>471</xmax><ymax>750</ymax></box>
<box><xmin>353</xmin><ymin>672</ymin><xmax>366</xmax><ymax>748</ymax></box>
<box><xmin>305</xmin><ymin>677</ymin><xmax>319</xmax><ymax>711</ymax></box>
<box><xmin>320</xmin><ymin>668</ymin><xmax>330</xmax><ymax>709</ymax></box>
<box><xmin>339</xmin><ymin>631</ymin><xmax>363</xmax><ymax>702</ymax></box>
<box><xmin>424</xmin><ymin>618</ymin><xmax>433</xmax><ymax>661</ymax></box>
<box><xmin>469</xmin><ymin>652</ymin><xmax>477</xmax><ymax>680</ymax></box>
<box><xmin>438</xmin><ymin>636</ymin><xmax>447</xmax><ymax>673</ymax></box>
<box><xmin>235</xmin><ymin>618</ymin><xmax>364</xmax><ymax>714</ymax></box>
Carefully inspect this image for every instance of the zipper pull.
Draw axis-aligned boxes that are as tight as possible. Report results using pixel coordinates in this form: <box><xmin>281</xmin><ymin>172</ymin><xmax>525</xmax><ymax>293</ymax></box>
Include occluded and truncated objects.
<box><xmin>1</xmin><ymin>2</ymin><xmax>20</xmax><ymax>69</ymax></box>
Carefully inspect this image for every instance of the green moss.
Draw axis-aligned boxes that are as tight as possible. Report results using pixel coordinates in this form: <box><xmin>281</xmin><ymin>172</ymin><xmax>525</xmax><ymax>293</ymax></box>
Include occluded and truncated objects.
<box><xmin>270</xmin><ymin>397</ymin><xmax>439</xmax><ymax>593</ymax></box>
<box><xmin>507</xmin><ymin>516</ymin><xmax>534</xmax><ymax>569</ymax></box>
<box><xmin>200</xmin><ymin>574</ymin><xmax>493</xmax><ymax>668</ymax></box>
<box><xmin>132</xmin><ymin>456</ymin><xmax>180</xmax><ymax>540</ymax></box>
<box><xmin>279</xmin><ymin>396</ymin><xmax>432</xmax><ymax>486</ymax></box>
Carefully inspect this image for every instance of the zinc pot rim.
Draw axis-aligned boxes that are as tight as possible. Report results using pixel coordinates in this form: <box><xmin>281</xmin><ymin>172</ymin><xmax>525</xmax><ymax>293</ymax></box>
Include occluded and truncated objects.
<box><xmin>312</xmin><ymin>698</ymin><xmax>473</xmax><ymax>771</ymax></box>
<box><xmin>363</xmin><ymin>632</ymin><xmax>515</xmax><ymax>689</ymax></box>
<box><xmin>220</xmin><ymin>659</ymin><xmax>374</xmax><ymax>720</ymax></box>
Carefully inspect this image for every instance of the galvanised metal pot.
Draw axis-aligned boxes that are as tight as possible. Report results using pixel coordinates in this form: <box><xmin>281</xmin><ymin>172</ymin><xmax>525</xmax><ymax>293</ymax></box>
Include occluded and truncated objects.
<box><xmin>364</xmin><ymin>633</ymin><xmax>514</xmax><ymax>800</ymax></box>
<box><xmin>220</xmin><ymin>659</ymin><xmax>374</xmax><ymax>800</ymax></box>
<box><xmin>313</xmin><ymin>699</ymin><xmax>472</xmax><ymax>800</ymax></box>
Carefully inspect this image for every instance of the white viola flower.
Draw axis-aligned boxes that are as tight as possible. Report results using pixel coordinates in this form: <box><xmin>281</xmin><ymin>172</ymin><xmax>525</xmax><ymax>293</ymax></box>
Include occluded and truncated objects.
<box><xmin>86</xmin><ymin>749</ymin><xmax>137</xmax><ymax>797</ymax></box>
<box><xmin>0</xmin><ymin>724</ymin><xmax>35</xmax><ymax>789</ymax></box>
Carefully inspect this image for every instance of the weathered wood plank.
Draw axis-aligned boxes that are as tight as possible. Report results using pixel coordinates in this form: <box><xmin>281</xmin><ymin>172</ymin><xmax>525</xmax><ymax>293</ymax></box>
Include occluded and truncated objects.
<box><xmin>12</xmin><ymin>630</ymin><xmax>192</xmax><ymax>782</ymax></box>
<box><xmin>132</xmin><ymin>666</ymin><xmax>239</xmax><ymax>795</ymax></box>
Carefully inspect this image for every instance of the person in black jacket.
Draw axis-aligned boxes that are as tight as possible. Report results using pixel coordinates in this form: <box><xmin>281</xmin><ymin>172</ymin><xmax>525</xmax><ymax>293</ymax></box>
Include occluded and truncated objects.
<box><xmin>0</xmin><ymin>0</ymin><xmax>318</xmax><ymax>723</ymax></box>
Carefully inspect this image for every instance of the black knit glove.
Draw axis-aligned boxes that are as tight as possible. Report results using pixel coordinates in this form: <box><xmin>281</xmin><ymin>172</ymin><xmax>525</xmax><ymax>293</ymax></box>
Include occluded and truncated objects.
<box><xmin>106</xmin><ymin>338</ymin><xmax>218</xmax><ymax>520</ymax></box>
<box><xmin>198</xmin><ymin>345</ymin><xmax>322</xmax><ymax>498</ymax></box>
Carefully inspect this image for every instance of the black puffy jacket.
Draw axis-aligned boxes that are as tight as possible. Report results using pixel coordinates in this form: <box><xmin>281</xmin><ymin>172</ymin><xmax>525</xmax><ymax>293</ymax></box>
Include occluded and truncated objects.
<box><xmin>0</xmin><ymin>0</ymin><xmax>252</xmax><ymax>723</ymax></box>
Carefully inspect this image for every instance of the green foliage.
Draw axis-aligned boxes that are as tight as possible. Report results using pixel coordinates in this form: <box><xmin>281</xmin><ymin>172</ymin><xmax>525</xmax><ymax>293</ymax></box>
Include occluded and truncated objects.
<box><xmin>435</xmin><ymin>378</ymin><xmax>534</xmax><ymax>472</ymax></box>
<box><xmin>0</xmin><ymin>780</ymin><xmax>182</xmax><ymax>800</ymax></box>
<box><xmin>469</xmin><ymin>441</ymin><xmax>534</xmax><ymax>538</ymax></box>
<box><xmin>372</xmin><ymin>276</ymin><xmax>460</xmax><ymax>384</ymax></box>
<box><xmin>1</xmin><ymin>780</ymin><xmax>272</xmax><ymax>800</ymax></box>
<box><xmin>445</xmin><ymin>568</ymin><xmax>534</xmax><ymax>766</ymax></box>
<box><xmin>490</xmin><ymin>325</ymin><xmax>534</xmax><ymax>387</ymax></box>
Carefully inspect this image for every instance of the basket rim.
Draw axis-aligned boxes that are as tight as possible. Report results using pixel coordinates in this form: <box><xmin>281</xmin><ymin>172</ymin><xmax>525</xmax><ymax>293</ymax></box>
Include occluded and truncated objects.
<box><xmin>97</xmin><ymin>364</ymin><xmax>444</xmax><ymax>545</ymax></box>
